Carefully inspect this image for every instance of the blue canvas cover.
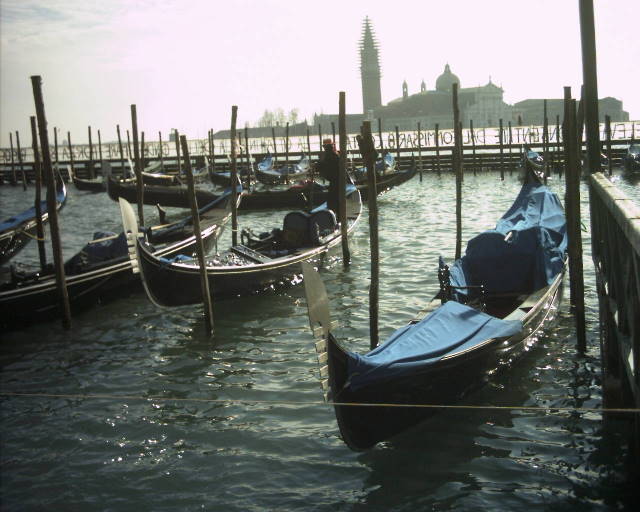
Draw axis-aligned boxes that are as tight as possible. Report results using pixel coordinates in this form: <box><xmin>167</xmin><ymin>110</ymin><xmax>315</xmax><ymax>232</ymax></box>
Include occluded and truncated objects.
<box><xmin>447</xmin><ymin>182</ymin><xmax>566</xmax><ymax>300</ymax></box>
<box><xmin>0</xmin><ymin>187</ymin><xmax>66</xmax><ymax>233</ymax></box>
<box><xmin>345</xmin><ymin>301</ymin><xmax>522</xmax><ymax>391</ymax></box>
<box><xmin>64</xmin><ymin>231</ymin><xmax>128</xmax><ymax>274</ymax></box>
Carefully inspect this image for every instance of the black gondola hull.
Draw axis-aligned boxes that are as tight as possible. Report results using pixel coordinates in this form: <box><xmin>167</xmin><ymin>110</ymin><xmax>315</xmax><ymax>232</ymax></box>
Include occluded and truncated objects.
<box><xmin>328</xmin><ymin>268</ymin><xmax>565</xmax><ymax>451</ymax></box>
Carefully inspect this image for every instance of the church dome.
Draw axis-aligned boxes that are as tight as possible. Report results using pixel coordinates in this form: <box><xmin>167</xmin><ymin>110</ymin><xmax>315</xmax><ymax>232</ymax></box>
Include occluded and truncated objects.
<box><xmin>435</xmin><ymin>64</ymin><xmax>460</xmax><ymax>92</ymax></box>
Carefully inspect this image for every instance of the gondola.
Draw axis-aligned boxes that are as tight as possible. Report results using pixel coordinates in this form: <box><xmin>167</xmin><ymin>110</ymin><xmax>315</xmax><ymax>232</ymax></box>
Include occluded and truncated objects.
<box><xmin>0</xmin><ymin>178</ymin><xmax>67</xmax><ymax>265</ymax></box>
<box><xmin>255</xmin><ymin>154</ymin><xmax>311</xmax><ymax>185</ymax></box>
<box><xmin>0</xmin><ymin>187</ymin><xmax>239</xmax><ymax>330</ymax></box>
<box><xmin>122</xmin><ymin>185</ymin><xmax>362</xmax><ymax>306</ymax></box>
<box><xmin>356</xmin><ymin>165</ymin><xmax>416</xmax><ymax>201</ymax></box>
<box><xmin>300</xmin><ymin>163</ymin><xmax>567</xmax><ymax>451</ymax></box>
<box><xmin>106</xmin><ymin>173</ymin><xmax>220</xmax><ymax>208</ymax></box>
<box><xmin>70</xmin><ymin>165</ymin><xmax>106</xmax><ymax>192</ymax></box>
<box><xmin>352</xmin><ymin>152</ymin><xmax>396</xmax><ymax>181</ymax></box>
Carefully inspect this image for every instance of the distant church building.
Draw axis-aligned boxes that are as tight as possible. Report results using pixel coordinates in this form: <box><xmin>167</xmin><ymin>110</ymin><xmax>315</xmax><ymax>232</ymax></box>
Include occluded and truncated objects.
<box><xmin>311</xmin><ymin>17</ymin><xmax>629</xmax><ymax>135</ymax></box>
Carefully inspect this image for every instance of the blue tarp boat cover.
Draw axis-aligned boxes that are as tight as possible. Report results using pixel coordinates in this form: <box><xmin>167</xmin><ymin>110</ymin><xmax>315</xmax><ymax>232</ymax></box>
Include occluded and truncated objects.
<box><xmin>0</xmin><ymin>187</ymin><xmax>66</xmax><ymax>233</ymax></box>
<box><xmin>447</xmin><ymin>182</ymin><xmax>566</xmax><ymax>300</ymax></box>
<box><xmin>346</xmin><ymin>301</ymin><xmax>523</xmax><ymax>391</ymax></box>
<box><xmin>64</xmin><ymin>231</ymin><xmax>128</xmax><ymax>274</ymax></box>
<box><xmin>343</xmin><ymin>182</ymin><xmax>566</xmax><ymax>392</ymax></box>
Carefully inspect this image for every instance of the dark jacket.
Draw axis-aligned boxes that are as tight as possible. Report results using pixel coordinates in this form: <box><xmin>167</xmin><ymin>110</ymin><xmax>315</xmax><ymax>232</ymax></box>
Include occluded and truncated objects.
<box><xmin>316</xmin><ymin>148</ymin><xmax>340</xmax><ymax>216</ymax></box>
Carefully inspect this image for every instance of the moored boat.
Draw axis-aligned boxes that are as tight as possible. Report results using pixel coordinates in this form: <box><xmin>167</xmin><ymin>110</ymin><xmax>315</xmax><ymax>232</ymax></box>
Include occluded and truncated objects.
<box><xmin>0</xmin><ymin>178</ymin><xmax>67</xmax><ymax>265</ymax></box>
<box><xmin>300</xmin><ymin>167</ymin><xmax>567</xmax><ymax>450</ymax></box>
<box><xmin>0</xmin><ymin>188</ymin><xmax>238</xmax><ymax>330</ymax></box>
<box><xmin>122</xmin><ymin>185</ymin><xmax>362</xmax><ymax>306</ymax></box>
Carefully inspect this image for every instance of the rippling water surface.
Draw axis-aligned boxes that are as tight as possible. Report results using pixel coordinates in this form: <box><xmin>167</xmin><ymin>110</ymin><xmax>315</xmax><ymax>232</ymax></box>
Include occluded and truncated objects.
<box><xmin>1</xmin><ymin>170</ymin><xmax>638</xmax><ymax>510</ymax></box>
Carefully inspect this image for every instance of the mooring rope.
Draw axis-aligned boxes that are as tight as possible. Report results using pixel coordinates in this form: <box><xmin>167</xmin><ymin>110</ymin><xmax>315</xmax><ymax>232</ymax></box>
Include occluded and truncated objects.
<box><xmin>1</xmin><ymin>391</ymin><xmax>638</xmax><ymax>414</ymax></box>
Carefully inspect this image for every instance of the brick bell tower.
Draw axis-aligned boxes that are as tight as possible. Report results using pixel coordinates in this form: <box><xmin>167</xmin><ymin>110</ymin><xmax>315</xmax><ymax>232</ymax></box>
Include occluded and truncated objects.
<box><xmin>360</xmin><ymin>17</ymin><xmax>382</xmax><ymax>114</ymax></box>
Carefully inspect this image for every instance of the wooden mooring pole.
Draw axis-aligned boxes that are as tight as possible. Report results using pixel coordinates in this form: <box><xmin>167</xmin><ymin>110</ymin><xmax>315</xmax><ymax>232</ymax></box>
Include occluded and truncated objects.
<box><xmin>174</xmin><ymin>129</ymin><xmax>181</xmax><ymax>175</ymax></box>
<box><xmin>271</xmin><ymin>127</ymin><xmax>278</xmax><ymax>161</ymax></box>
<box><xmin>499</xmin><ymin>118</ymin><xmax>505</xmax><ymax>181</ymax></box>
<box><xmin>579</xmin><ymin>0</ymin><xmax>601</xmax><ymax>175</ymax></box>
<box><xmin>395</xmin><ymin>125</ymin><xmax>401</xmax><ymax>167</ymax></box>
<box><xmin>180</xmin><ymin>134</ymin><xmax>214</xmax><ymax>337</ymax></box>
<box><xmin>9</xmin><ymin>133</ymin><xmax>17</xmax><ymax>186</ymax></box>
<box><xmin>378</xmin><ymin>118</ymin><xmax>383</xmax><ymax>151</ymax></box>
<box><xmin>15</xmin><ymin>131</ymin><xmax>27</xmax><ymax>188</ymax></box>
<box><xmin>358</xmin><ymin>121</ymin><xmax>379</xmax><ymax>349</ymax></box>
<box><xmin>338</xmin><ymin>92</ymin><xmax>350</xmax><ymax>267</ymax></box>
<box><xmin>452</xmin><ymin>84</ymin><xmax>463</xmax><ymax>260</ymax></box>
<box><xmin>564</xmin><ymin>88</ymin><xmax>587</xmax><ymax>352</ymax></box>
<box><xmin>417</xmin><ymin>121</ymin><xmax>423</xmax><ymax>181</ymax></box>
<box><xmin>117</xmin><ymin>125</ymin><xmax>125</xmax><ymax>176</ymax></box>
<box><xmin>230</xmin><ymin>106</ymin><xmax>239</xmax><ymax>247</ymax></box>
<box><xmin>31</xmin><ymin>75</ymin><xmax>71</xmax><ymax>330</ymax></box>
<box><xmin>159</xmin><ymin>131</ymin><xmax>164</xmax><ymax>171</ymax></box>
<box><xmin>470</xmin><ymin>120</ymin><xmax>477</xmax><ymax>176</ymax></box>
<box><xmin>30</xmin><ymin>116</ymin><xmax>47</xmax><ymax>270</ymax></box>
<box><xmin>604</xmin><ymin>115</ymin><xmax>613</xmax><ymax>176</ymax></box>
<box><xmin>130</xmin><ymin>104</ymin><xmax>144</xmax><ymax>226</ymax></box>
<box><xmin>435</xmin><ymin>123</ymin><xmax>441</xmax><ymax>176</ymax></box>
<box><xmin>543</xmin><ymin>101</ymin><xmax>549</xmax><ymax>183</ymax></box>
<box><xmin>88</xmin><ymin>125</ymin><xmax>94</xmax><ymax>179</ymax></box>
<box><xmin>97</xmin><ymin>129</ymin><xmax>103</xmax><ymax>164</ymax></box>
<box><xmin>67</xmin><ymin>131</ymin><xmax>75</xmax><ymax>181</ymax></box>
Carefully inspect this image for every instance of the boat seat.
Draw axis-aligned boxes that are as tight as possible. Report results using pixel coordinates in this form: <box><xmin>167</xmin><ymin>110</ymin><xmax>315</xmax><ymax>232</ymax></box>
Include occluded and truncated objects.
<box><xmin>282</xmin><ymin>211</ymin><xmax>311</xmax><ymax>247</ymax></box>
<box><xmin>309</xmin><ymin>209</ymin><xmax>337</xmax><ymax>245</ymax></box>
<box><xmin>231</xmin><ymin>244</ymin><xmax>272</xmax><ymax>263</ymax></box>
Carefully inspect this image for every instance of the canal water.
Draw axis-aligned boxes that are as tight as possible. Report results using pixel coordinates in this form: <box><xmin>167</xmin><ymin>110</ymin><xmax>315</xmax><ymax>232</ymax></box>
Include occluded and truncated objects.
<box><xmin>1</xmin><ymin>170</ymin><xmax>638</xmax><ymax>510</ymax></box>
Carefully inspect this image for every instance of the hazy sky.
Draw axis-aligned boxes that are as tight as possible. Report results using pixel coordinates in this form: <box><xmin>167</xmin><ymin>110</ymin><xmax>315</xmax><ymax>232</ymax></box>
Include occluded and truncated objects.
<box><xmin>1</xmin><ymin>0</ymin><xmax>638</xmax><ymax>147</ymax></box>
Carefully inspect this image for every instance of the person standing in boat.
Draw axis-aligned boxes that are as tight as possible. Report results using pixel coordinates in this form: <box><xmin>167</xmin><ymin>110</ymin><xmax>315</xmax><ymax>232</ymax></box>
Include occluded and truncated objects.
<box><xmin>316</xmin><ymin>138</ymin><xmax>340</xmax><ymax>217</ymax></box>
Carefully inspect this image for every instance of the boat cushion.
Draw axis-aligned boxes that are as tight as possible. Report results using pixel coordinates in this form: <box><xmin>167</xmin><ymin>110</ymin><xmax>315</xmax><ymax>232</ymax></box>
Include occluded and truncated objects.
<box><xmin>309</xmin><ymin>209</ymin><xmax>337</xmax><ymax>245</ymax></box>
<box><xmin>282</xmin><ymin>211</ymin><xmax>311</xmax><ymax>247</ymax></box>
<box><xmin>346</xmin><ymin>300</ymin><xmax>523</xmax><ymax>391</ymax></box>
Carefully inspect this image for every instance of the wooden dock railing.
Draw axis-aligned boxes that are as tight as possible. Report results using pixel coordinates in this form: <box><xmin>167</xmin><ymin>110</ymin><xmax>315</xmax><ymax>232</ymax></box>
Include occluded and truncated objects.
<box><xmin>589</xmin><ymin>172</ymin><xmax>640</xmax><ymax>454</ymax></box>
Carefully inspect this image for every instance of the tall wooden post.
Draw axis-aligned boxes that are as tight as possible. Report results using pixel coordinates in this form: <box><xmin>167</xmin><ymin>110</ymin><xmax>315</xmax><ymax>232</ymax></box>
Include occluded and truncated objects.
<box><xmin>67</xmin><ymin>131</ymin><xmax>75</xmax><ymax>181</ymax></box>
<box><xmin>285</xmin><ymin>122</ymin><xmax>290</xmax><ymax>166</ymax></box>
<box><xmin>97</xmin><ymin>129</ymin><xmax>103</xmax><ymax>163</ymax></box>
<box><xmin>88</xmin><ymin>125</ymin><xmax>95</xmax><ymax>179</ymax></box>
<box><xmin>126</xmin><ymin>130</ymin><xmax>132</xmax><ymax>159</ymax></box>
<box><xmin>358</xmin><ymin>121</ymin><xmax>379</xmax><ymax>349</ymax></box>
<box><xmin>174</xmin><ymin>129</ymin><xmax>182</xmax><ymax>175</ymax></box>
<box><xmin>16</xmin><ymin>131</ymin><xmax>27</xmax><ymax>188</ymax></box>
<box><xmin>417</xmin><ymin>121</ymin><xmax>423</xmax><ymax>181</ymax></box>
<box><xmin>508</xmin><ymin>121</ymin><xmax>513</xmax><ymax>175</ymax></box>
<box><xmin>159</xmin><ymin>131</ymin><xmax>164</xmax><ymax>171</ymax></box>
<box><xmin>30</xmin><ymin>116</ymin><xmax>47</xmax><ymax>270</ymax></box>
<box><xmin>140</xmin><ymin>132</ymin><xmax>146</xmax><ymax>171</ymax></box>
<box><xmin>331</xmin><ymin>121</ymin><xmax>336</xmax><ymax>146</ymax></box>
<box><xmin>306</xmin><ymin>126</ymin><xmax>312</xmax><ymax>159</ymax></box>
<box><xmin>470</xmin><ymin>120</ymin><xmax>477</xmax><ymax>176</ymax></box>
<box><xmin>435</xmin><ymin>123</ymin><xmax>441</xmax><ymax>176</ymax></box>
<box><xmin>378</xmin><ymin>118</ymin><xmax>384</xmax><ymax>151</ymax></box>
<box><xmin>338</xmin><ymin>92</ymin><xmax>350</xmax><ymax>266</ymax></box>
<box><xmin>543</xmin><ymin>100</ymin><xmax>549</xmax><ymax>183</ymax></box>
<box><xmin>131</xmin><ymin>105</ymin><xmax>144</xmax><ymax>226</ymax></box>
<box><xmin>579</xmin><ymin>0</ymin><xmax>601</xmax><ymax>175</ymax></box>
<box><xmin>452</xmin><ymin>83</ymin><xmax>463</xmax><ymax>260</ymax></box>
<box><xmin>604</xmin><ymin>115</ymin><xmax>613</xmax><ymax>176</ymax></box>
<box><xmin>179</xmin><ymin>135</ymin><xmax>214</xmax><ymax>335</ymax></box>
<box><xmin>317</xmin><ymin>124</ymin><xmax>322</xmax><ymax>151</ymax></box>
<box><xmin>31</xmin><ymin>75</ymin><xmax>71</xmax><ymax>329</ymax></box>
<box><xmin>499</xmin><ymin>118</ymin><xmax>505</xmax><ymax>181</ymax></box>
<box><xmin>230</xmin><ymin>106</ymin><xmax>239</xmax><ymax>247</ymax></box>
<box><xmin>271</xmin><ymin>126</ymin><xmax>278</xmax><ymax>161</ymax></box>
<box><xmin>53</xmin><ymin>127</ymin><xmax>60</xmax><ymax>176</ymax></box>
<box><xmin>395</xmin><ymin>125</ymin><xmax>401</xmax><ymax>168</ymax></box>
<box><xmin>9</xmin><ymin>133</ymin><xmax>17</xmax><ymax>186</ymax></box>
<box><xmin>244</xmin><ymin>126</ymin><xmax>251</xmax><ymax>186</ymax></box>
<box><xmin>556</xmin><ymin>114</ymin><xmax>562</xmax><ymax>176</ymax></box>
<box><xmin>117</xmin><ymin>124</ymin><xmax>125</xmax><ymax>176</ymax></box>
<box><xmin>563</xmin><ymin>89</ymin><xmax>586</xmax><ymax>352</ymax></box>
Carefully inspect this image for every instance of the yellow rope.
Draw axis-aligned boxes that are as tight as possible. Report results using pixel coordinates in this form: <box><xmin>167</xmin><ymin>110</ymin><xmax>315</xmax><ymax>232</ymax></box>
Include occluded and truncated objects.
<box><xmin>20</xmin><ymin>230</ymin><xmax>46</xmax><ymax>241</ymax></box>
<box><xmin>2</xmin><ymin>392</ymin><xmax>638</xmax><ymax>414</ymax></box>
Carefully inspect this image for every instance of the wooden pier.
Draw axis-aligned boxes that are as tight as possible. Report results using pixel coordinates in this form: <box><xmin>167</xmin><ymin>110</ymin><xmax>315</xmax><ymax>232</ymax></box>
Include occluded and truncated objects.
<box><xmin>589</xmin><ymin>172</ymin><xmax>640</xmax><ymax>456</ymax></box>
